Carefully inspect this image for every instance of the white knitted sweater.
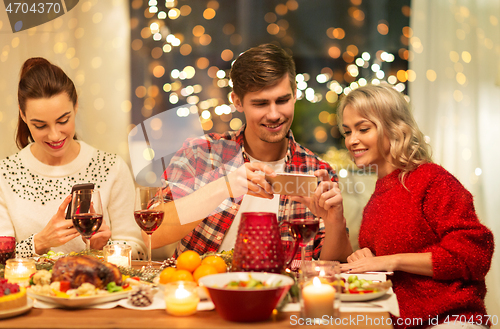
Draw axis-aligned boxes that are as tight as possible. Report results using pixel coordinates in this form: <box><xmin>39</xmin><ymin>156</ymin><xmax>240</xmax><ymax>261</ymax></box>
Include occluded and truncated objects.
<box><xmin>0</xmin><ymin>141</ymin><xmax>146</xmax><ymax>259</ymax></box>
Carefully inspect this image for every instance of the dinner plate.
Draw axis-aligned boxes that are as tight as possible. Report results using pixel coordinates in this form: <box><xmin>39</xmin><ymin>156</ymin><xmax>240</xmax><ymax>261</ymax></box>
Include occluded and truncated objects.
<box><xmin>27</xmin><ymin>289</ymin><xmax>129</xmax><ymax>308</ymax></box>
<box><xmin>340</xmin><ymin>289</ymin><xmax>388</xmax><ymax>302</ymax></box>
<box><xmin>0</xmin><ymin>299</ymin><xmax>33</xmax><ymax>319</ymax></box>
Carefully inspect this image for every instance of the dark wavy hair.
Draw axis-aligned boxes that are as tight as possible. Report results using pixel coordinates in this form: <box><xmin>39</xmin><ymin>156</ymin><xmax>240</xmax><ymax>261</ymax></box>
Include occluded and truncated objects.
<box><xmin>17</xmin><ymin>57</ymin><xmax>78</xmax><ymax>149</ymax></box>
<box><xmin>230</xmin><ymin>43</ymin><xmax>296</xmax><ymax>101</ymax></box>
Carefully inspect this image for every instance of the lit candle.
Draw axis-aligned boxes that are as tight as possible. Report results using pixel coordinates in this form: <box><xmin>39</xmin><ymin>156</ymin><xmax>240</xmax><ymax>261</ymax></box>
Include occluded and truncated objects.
<box><xmin>165</xmin><ymin>282</ymin><xmax>200</xmax><ymax>316</ymax></box>
<box><xmin>104</xmin><ymin>245</ymin><xmax>131</xmax><ymax>268</ymax></box>
<box><xmin>106</xmin><ymin>255</ymin><xmax>129</xmax><ymax>267</ymax></box>
<box><xmin>302</xmin><ymin>277</ymin><xmax>336</xmax><ymax>319</ymax></box>
<box><xmin>4</xmin><ymin>258</ymin><xmax>36</xmax><ymax>287</ymax></box>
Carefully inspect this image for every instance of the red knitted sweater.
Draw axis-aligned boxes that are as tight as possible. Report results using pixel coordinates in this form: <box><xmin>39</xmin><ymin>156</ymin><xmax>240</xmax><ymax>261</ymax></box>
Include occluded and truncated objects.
<box><xmin>359</xmin><ymin>163</ymin><xmax>494</xmax><ymax>329</ymax></box>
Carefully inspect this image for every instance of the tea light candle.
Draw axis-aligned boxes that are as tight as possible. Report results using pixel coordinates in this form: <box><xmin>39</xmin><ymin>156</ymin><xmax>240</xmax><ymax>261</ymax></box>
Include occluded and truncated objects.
<box><xmin>4</xmin><ymin>258</ymin><xmax>36</xmax><ymax>287</ymax></box>
<box><xmin>302</xmin><ymin>277</ymin><xmax>336</xmax><ymax>319</ymax></box>
<box><xmin>104</xmin><ymin>245</ymin><xmax>131</xmax><ymax>268</ymax></box>
<box><xmin>107</xmin><ymin>255</ymin><xmax>129</xmax><ymax>267</ymax></box>
<box><xmin>165</xmin><ymin>282</ymin><xmax>200</xmax><ymax>316</ymax></box>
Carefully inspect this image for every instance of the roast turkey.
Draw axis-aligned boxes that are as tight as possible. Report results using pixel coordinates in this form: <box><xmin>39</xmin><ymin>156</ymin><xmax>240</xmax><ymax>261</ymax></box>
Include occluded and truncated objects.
<box><xmin>51</xmin><ymin>255</ymin><xmax>122</xmax><ymax>289</ymax></box>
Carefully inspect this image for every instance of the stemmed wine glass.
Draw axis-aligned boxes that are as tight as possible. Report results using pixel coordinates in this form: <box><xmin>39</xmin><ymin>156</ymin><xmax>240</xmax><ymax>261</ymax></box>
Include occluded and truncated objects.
<box><xmin>134</xmin><ymin>187</ymin><xmax>164</xmax><ymax>269</ymax></box>
<box><xmin>71</xmin><ymin>189</ymin><xmax>103</xmax><ymax>252</ymax></box>
<box><xmin>287</xmin><ymin>200</ymin><xmax>320</xmax><ymax>262</ymax></box>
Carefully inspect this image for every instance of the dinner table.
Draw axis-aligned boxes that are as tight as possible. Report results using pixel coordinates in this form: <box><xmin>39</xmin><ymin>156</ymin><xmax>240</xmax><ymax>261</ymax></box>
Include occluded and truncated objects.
<box><xmin>0</xmin><ymin>306</ymin><xmax>394</xmax><ymax>328</ymax></box>
<box><xmin>0</xmin><ymin>261</ymin><xmax>397</xmax><ymax>328</ymax></box>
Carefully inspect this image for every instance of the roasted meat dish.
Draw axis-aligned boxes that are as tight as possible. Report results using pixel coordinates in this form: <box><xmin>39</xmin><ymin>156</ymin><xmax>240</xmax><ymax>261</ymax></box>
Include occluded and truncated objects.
<box><xmin>51</xmin><ymin>255</ymin><xmax>122</xmax><ymax>289</ymax></box>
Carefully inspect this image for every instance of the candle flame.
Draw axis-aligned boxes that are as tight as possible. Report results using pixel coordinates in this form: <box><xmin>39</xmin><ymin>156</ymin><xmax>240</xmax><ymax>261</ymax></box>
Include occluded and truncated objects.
<box><xmin>312</xmin><ymin>277</ymin><xmax>322</xmax><ymax>286</ymax></box>
<box><xmin>175</xmin><ymin>285</ymin><xmax>192</xmax><ymax>299</ymax></box>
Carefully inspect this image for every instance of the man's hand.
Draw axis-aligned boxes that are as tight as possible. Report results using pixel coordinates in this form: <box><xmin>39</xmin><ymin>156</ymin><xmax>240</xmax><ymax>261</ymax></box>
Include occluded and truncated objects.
<box><xmin>227</xmin><ymin>162</ymin><xmax>276</xmax><ymax>199</ymax></box>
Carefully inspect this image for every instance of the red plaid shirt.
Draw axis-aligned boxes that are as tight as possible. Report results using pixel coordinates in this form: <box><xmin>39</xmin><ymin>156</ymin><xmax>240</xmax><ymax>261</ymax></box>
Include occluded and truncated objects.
<box><xmin>161</xmin><ymin>125</ymin><xmax>337</xmax><ymax>259</ymax></box>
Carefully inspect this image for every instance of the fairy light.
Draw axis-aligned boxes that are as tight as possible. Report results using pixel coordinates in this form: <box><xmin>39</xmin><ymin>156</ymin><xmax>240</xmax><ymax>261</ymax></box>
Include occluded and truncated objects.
<box><xmin>216</xmin><ymin>70</ymin><xmax>226</xmax><ymax>79</ymax></box>
<box><xmin>355</xmin><ymin>58</ymin><xmax>364</xmax><ymax>66</ymax></box>
<box><xmin>297</xmin><ymin>80</ymin><xmax>307</xmax><ymax>91</ymax></box>
<box><xmin>176</xmin><ymin>107</ymin><xmax>190</xmax><ymax>117</ymax></box>
<box><xmin>316</xmin><ymin>74</ymin><xmax>328</xmax><ymax>83</ymax></box>
<box><xmin>201</xmin><ymin>110</ymin><xmax>211</xmax><ymax>120</ymax></box>
<box><xmin>388</xmin><ymin>75</ymin><xmax>398</xmax><ymax>84</ymax></box>
<box><xmin>128</xmin><ymin>1</ymin><xmax>410</xmax><ymax>138</ymax></box>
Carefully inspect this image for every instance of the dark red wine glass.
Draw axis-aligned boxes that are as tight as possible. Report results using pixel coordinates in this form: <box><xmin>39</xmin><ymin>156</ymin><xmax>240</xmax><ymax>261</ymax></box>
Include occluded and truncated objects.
<box><xmin>288</xmin><ymin>218</ymin><xmax>320</xmax><ymax>261</ymax></box>
<box><xmin>71</xmin><ymin>189</ymin><xmax>103</xmax><ymax>252</ymax></box>
<box><xmin>0</xmin><ymin>236</ymin><xmax>15</xmax><ymax>265</ymax></box>
<box><xmin>134</xmin><ymin>187</ymin><xmax>164</xmax><ymax>269</ymax></box>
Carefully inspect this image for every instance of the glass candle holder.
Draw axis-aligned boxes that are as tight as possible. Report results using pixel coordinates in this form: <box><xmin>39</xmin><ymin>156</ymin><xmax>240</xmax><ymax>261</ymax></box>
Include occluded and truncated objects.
<box><xmin>104</xmin><ymin>245</ymin><xmax>132</xmax><ymax>268</ymax></box>
<box><xmin>0</xmin><ymin>236</ymin><xmax>16</xmax><ymax>265</ymax></box>
<box><xmin>164</xmin><ymin>281</ymin><xmax>199</xmax><ymax>316</ymax></box>
<box><xmin>4</xmin><ymin>258</ymin><xmax>36</xmax><ymax>287</ymax></box>
<box><xmin>299</xmin><ymin>260</ymin><xmax>341</xmax><ymax>322</ymax></box>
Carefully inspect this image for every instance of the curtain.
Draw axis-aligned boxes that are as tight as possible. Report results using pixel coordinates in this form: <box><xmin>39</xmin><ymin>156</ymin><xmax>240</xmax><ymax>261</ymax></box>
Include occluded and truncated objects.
<box><xmin>410</xmin><ymin>0</ymin><xmax>500</xmax><ymax>317</ymax></box>
<box><xmin>0</xmin><ymin>0</ymin><xmax>131</xmax><ymax>163</ymax></box>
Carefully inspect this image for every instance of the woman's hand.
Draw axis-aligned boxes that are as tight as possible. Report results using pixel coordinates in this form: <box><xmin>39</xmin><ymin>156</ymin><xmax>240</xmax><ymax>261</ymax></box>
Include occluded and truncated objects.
<box><xmin>292</xmin><ymin>170</ymin><xmax>352</xmax><ymax>261</ymax></box>
<box><xmin>341</xmin><ymin>251</ymin><xmax>433</xmax><ymax>276</ymax></box>
<box><xmin>86</xmin><ymin>221</ymin><xmax>111</xmax><ymax>250</ymax></box>
<box><xmin>34</xmin><ymin>195</ymin><xmax>80</xmax><ymax>255</ymax></box>
<box><xmin>292</xmin><ymin>169</ymin><xmax>343</xmax><ymax>220</ymax></box>
<box><xmin>347</xmin><ymin>247</ymin><xmax>375</xmax><ymax>262</ymax></box>
<box><xmin>340</xmin><ymin>248</ymin><xmax>394</xmax><ymax>273</ymax></box>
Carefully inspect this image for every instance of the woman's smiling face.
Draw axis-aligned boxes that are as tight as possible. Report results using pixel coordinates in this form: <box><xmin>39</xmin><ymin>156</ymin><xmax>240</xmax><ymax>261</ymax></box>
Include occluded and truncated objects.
<box><xmin>21</xmin><ymin>92</ymin><xmax>79</xmax><ymax>165</ymax></box>
<box><xmin>342</xmin><ymin>105</ymin><xmax>394</xmax><ymax>178</ymax></box>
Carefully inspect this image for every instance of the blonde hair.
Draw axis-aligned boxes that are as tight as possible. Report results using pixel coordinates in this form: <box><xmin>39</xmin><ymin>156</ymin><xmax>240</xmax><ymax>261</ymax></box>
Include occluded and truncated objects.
<box><xmin>337</xmin><ymin>84</ymin><xmax>432</xmax><ymax>183</ymax></box>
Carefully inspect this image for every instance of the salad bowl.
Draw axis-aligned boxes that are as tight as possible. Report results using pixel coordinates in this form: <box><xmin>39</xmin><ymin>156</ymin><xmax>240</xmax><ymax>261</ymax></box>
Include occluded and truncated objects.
<box><xmin>198</xmin><ymin>272</ymin><xmax>293</xmax><ymax>322</ymax></box>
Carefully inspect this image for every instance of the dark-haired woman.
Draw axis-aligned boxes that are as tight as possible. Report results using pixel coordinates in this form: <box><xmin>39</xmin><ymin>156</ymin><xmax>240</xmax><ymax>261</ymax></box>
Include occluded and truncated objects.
<box><xmin>0</xmin><ymin>57</ymin><xmax>145</xmax><ymax>258</ymax></box>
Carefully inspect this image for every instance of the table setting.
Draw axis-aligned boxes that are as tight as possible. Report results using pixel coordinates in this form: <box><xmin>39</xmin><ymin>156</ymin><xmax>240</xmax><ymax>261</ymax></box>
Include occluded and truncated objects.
<box><xmin>0</xmin><ymin>209</ymin><xmax>398</xmax><ymax>328</ymax></box>
<box><xmin>281</xmin><ymin>270</ymin><xmax>399</xmax><ymax>317</ymax></box>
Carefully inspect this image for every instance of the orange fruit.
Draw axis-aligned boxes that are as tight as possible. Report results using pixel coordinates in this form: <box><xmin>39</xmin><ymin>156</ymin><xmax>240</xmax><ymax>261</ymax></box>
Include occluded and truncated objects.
<box><xmin>170</xmin><ymin>269</ymin><xmax>195</xmax><ymax>282</ymax></box>
<box><xmin>193</xmin><ymin>264</ymin><xmax>218</xmax><ymax>283</ymax></box>
<box><xmin>201</xmin><ymin>255</ymin><xmax>227</xmax><ymax>273</ymax></box>
<box><xmin>176</xmin><ymin>250</ymin><xmax>202</xmax><ymax>273</ymax></box>
<box><xmin>159</xmin><ymin>267</ymin><xmax>177</xmax><ymax>284</ymax></box>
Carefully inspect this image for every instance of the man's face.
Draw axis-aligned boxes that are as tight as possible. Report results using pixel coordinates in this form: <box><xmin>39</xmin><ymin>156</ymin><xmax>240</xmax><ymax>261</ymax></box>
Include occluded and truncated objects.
<box><xmin>232</xmin><ymin>74</ymin><xmax>296</xmax><ymax>145</ymax></box>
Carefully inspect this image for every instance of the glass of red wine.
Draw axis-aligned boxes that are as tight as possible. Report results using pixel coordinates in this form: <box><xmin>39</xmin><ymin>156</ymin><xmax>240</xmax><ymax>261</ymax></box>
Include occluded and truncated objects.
<box><xmin>0</xmin><ymin>236</ymin><xmax>16</xmax><ymax>265</ymax></box>
<box><xmin>71</xmin><ymin>189</ymin><xmax>103</xmax><ymax>252</ymax></box>
<box><xmin>134</xmin><ymin>187</ymin><xmax>164</xmax><ymax>269</ymax></box>
<box><xmin>288</xmin><ymin>217</ymin><xmax>320</xmax><ymax>262</ymax></box>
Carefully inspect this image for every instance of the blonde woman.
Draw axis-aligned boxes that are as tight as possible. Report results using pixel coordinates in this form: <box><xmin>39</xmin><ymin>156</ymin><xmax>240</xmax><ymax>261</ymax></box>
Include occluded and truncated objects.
<box><xmin>307</xmin><ymin>85</ymin><xmax>494</xmax><ymax>328</ymax></box>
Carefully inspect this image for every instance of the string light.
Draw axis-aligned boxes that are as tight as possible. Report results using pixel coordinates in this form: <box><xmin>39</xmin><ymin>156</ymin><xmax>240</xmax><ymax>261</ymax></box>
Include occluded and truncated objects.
<box><xmin>129</xmin><ymin>1</ymin><xmax>411</xmax><ymax>136</ymax></box>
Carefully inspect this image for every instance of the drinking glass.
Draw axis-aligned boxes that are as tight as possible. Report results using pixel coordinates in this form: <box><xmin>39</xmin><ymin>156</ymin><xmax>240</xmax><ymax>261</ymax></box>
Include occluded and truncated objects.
<box><xmin>71</xmin><ymin>189</ymin><xmax>103</xmax><ymax>252</ymax></box>
<box><xmin>134</xmin><ymin>187</ymin><xmax>164</xmax><ymax>269</ymax></box>
<box><xmin>288</xmin><ymin>217</ymin><xmax>320</xmax><ymax>262</ymax></box>
<box><xmin>299</xmin><ymin>260</ymin><xmax>341</xmax><ymax>321</ymax></box>
<box><xmin>0</xmin><ymin>236</ymin><xmax>15</xmax><ymax>265</ymax></box>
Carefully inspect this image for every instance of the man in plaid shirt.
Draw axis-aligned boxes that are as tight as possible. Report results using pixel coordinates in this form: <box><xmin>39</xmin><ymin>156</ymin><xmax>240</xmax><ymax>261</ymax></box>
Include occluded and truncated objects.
<box><xmin>150</xmin><ymin>44</ymin><xmax>352</xmax><ymax>262</ymax></box>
